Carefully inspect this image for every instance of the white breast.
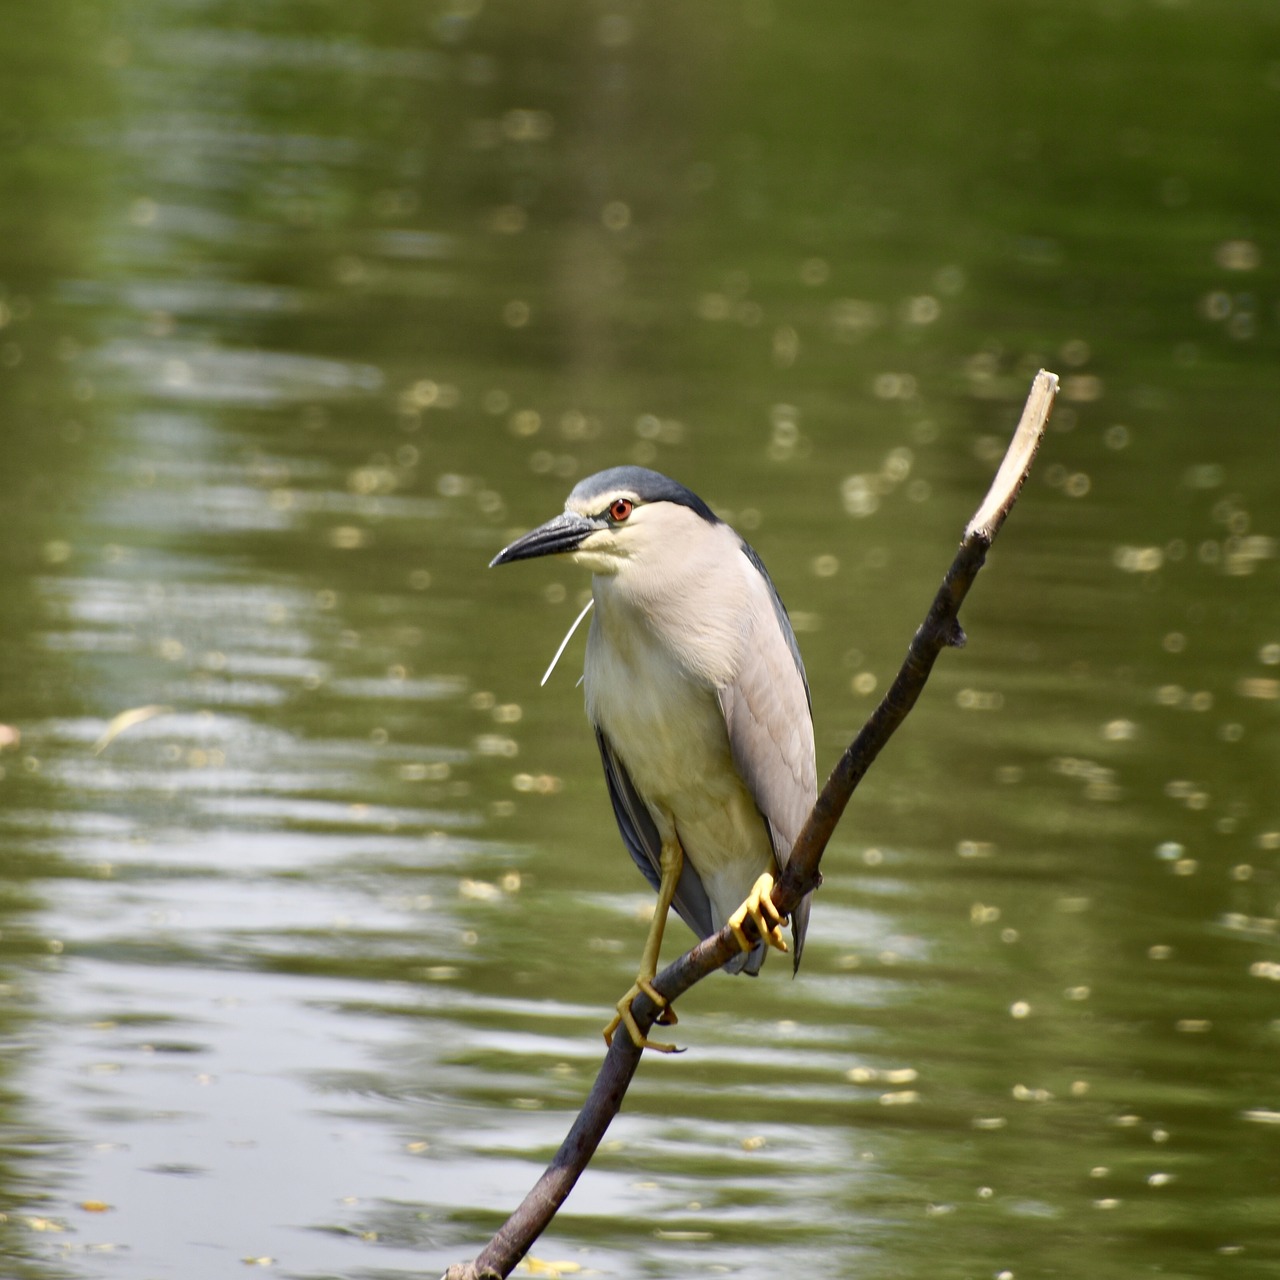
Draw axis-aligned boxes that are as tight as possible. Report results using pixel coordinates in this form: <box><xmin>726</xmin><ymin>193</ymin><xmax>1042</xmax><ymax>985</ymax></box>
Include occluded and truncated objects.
<box><xmin>584</xmin><ymin>578</ymin><xmax>776</xmax><ymax>927</ymax></box>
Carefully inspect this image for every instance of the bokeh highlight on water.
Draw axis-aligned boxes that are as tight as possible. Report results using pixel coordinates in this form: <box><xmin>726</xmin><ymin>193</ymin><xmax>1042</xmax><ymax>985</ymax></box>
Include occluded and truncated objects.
<box><xmin>0</xmin><ymin>3</ymin><xmax>1278</xmax><ymax>1277</ymax></box>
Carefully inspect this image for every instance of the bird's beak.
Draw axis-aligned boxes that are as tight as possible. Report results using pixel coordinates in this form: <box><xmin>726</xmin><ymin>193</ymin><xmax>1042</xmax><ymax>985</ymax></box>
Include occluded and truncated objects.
<box><xmin>489</xmin><ymin>511</ymin><xmax>600</xmax><ymax>567</ymax></box>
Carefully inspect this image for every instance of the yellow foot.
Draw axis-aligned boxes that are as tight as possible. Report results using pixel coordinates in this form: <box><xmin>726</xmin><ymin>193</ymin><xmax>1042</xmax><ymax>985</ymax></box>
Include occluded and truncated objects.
<box><xmin>602</xmin><ymin>976</ymin><xmax>681</xmax><ymax>1053</ymax></box>
<box><xmin>727</xmin><ymin>872</ymin><xmax>789</xmax><ymax>955</ymax></box>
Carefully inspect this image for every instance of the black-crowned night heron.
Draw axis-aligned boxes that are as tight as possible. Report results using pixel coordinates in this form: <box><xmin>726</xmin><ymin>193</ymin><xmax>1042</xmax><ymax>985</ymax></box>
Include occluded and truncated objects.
<box><xmin>491</xmin><ymin>467</ymin><xmax>816</xmax><ymax>1051</ymax></box>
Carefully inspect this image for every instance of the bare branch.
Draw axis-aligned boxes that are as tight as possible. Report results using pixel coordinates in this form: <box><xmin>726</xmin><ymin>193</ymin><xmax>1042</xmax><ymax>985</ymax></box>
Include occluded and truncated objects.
<box><xmin>443</xmin><ymin>370</ymin><xmax>1059</xmax><ymax>1280</ymax></box>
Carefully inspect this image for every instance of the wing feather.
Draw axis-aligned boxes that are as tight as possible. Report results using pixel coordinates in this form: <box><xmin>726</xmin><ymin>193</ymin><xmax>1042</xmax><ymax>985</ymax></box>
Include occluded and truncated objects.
<box><xmin>717</xmin><ymin>542</ymin><xmax>818</xmax><ymax>969</ymax></box>
<box><xmin>594</xmin><ymin>727</ymin><xmax>716</xmax><ymax>941</ymax></box>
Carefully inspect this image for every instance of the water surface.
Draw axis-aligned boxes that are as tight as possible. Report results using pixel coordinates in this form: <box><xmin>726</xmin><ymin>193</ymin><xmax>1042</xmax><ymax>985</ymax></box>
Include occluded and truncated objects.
<box><xmin>1</xmin><ymin>3</ymin><xmax>1278</xmax><ymax>1278</ymax></box>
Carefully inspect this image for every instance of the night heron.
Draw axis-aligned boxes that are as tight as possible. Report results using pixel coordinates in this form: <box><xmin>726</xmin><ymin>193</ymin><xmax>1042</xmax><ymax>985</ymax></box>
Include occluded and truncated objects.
<box><xmin>491</xmin><ymin>467</ymin><xmax>816</xmax><ymax>1051</ymax></box>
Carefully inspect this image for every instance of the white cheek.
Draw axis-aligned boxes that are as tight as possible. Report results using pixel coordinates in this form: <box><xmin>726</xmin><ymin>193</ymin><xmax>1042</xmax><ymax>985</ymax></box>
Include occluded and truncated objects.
<box><xmin>570</xmin><ymin>546</ymin><xmax>619</xmax><ymax>575</ymax></box>
<box><xmin>569</xmin><ymin>528</ymin><xmax>627</xmax><ymax>575</ymax></box>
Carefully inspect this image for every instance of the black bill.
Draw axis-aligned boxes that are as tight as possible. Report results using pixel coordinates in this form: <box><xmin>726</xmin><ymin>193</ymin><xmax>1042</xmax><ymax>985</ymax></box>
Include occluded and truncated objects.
<box><xmin>489</xmin><ymin>510</ymin><xmax>600</xmax><ymax>567</ymax></box>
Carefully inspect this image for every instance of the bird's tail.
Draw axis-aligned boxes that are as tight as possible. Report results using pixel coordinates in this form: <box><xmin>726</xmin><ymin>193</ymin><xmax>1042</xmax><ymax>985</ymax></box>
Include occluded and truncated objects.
<box><xmin>723</xmin><ymin>940</ymin><xmax>765</xmax><ymax>976</ymax></box>
<box><xmin>790</xmin><ymin>891</ymin><xmax>812</xmax><ymax>974</ymax></box>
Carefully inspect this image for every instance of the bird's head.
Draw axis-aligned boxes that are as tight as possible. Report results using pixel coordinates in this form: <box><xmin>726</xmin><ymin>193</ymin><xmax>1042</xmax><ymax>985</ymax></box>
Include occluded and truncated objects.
<box><xmin>489</xmin><ymin>466</ymin><xmax>720</xmax><ymax>577</ymax></box>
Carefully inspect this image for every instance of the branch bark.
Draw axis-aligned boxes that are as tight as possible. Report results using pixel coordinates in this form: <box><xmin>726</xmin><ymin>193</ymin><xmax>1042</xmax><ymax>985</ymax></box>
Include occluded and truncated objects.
<box><xmin>443</xmin><ymin>370</ymin><xmax>1059</xmax><ymax>1280</ymax></box>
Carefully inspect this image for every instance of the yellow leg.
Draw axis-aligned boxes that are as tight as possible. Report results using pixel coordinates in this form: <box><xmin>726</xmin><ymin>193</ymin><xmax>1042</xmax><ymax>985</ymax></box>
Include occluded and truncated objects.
<box><xmin>603</xmin><ymin>839</ymin><xmax>684</xmax><ymax>1053</ymax></box>
<box><xmin>726</xmin><ymin>871</ymin><xmax>788</xmax><ymax>955</ymax></box>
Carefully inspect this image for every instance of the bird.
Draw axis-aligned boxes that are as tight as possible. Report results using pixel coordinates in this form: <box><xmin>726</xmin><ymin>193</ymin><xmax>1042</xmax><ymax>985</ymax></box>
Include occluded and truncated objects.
<box><xmin>490</xmin><ymin>466</ymin><xmax>816</xmax><ymax>1051</ymax></box>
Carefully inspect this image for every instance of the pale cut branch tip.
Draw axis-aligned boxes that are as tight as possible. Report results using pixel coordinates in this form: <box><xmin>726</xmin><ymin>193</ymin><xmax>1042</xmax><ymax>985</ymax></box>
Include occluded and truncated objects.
<box><xmin>965</xmin><ymin>369</ymin><xmax>1058</xmax><ymax>543</ymax></box>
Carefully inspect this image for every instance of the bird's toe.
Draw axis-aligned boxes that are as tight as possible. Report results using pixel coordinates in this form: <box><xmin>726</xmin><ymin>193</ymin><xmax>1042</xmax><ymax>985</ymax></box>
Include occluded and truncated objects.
<box><xmin>726</xmin><ymin>872</ymin><xmax>789</xmax><ymax>955</ymax></box>
<box><xmin>603</xmin><ymin>978</ymin><xmax>681</xmax><ymax>1053</ymax></box>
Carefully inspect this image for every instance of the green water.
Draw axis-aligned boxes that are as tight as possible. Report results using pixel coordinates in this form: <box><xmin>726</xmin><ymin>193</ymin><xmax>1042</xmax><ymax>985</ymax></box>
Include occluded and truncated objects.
<box><xmin>0</xmin><ymin>2</ymin><xmax>1278</xmax><ymax>1277</ymax></box>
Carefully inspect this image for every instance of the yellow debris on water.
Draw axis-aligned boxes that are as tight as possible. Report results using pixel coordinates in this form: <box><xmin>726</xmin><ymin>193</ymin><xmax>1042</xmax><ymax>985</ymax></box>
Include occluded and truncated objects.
<box><xmin>519</xmin><ymin>1255</ymin><xmax>583</xmax><ymax>1276</ymax></box>
<box><xmin>93</xmin><ymin>704</ymin><xmax>173</xmax><ymax>754</ymax></box>
<box><xmin>459</xmin><ymin>878</ymin><xmax>501</xmax><ymax>902</ymax></box>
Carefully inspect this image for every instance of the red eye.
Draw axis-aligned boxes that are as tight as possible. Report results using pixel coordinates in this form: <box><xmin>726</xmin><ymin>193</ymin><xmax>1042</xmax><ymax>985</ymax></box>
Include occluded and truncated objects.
<box><xmin>609</xmin><ymin>498</ymin><xmax>634</xmax><ymax>522</ymax></box>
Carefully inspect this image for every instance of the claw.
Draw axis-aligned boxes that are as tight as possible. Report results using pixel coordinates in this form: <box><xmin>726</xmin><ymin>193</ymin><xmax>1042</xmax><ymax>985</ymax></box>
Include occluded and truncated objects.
<box><xmin>727</xmin><ymin>872</ymin><xmax>789</xmax><ymax>955</ymax></box>
<box><xmin>603</xmin><ymin>976</ymin><xmax>681</xmax><ymax>1053</ymax></box>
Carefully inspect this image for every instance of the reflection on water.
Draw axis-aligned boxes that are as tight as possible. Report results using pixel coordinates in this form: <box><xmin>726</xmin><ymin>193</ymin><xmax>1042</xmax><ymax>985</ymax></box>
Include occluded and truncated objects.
<box><xmin>1</xmin><ymin>1</ymin><xmax>1279</xmax><ymax>1278</ymax></box>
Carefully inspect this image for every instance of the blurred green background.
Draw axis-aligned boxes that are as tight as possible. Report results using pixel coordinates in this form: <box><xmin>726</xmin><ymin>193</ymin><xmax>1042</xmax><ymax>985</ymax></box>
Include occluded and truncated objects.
<box><xmin>0</xmin><ymin>2</ymin><xmax>1278</xmax><ymax>1277</ymax></box>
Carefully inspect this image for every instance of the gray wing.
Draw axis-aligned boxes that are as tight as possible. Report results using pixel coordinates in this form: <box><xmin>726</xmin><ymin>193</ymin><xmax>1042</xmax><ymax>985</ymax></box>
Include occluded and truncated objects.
<box><xmin>594</xmin><ymin>727</ymin><xmax>716</xmax><ymax>941</ymax></box>
<box><xmin>718</xmin><ymin>541</ymin><xmax>818</xmax><ymax>970</ymax></box>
